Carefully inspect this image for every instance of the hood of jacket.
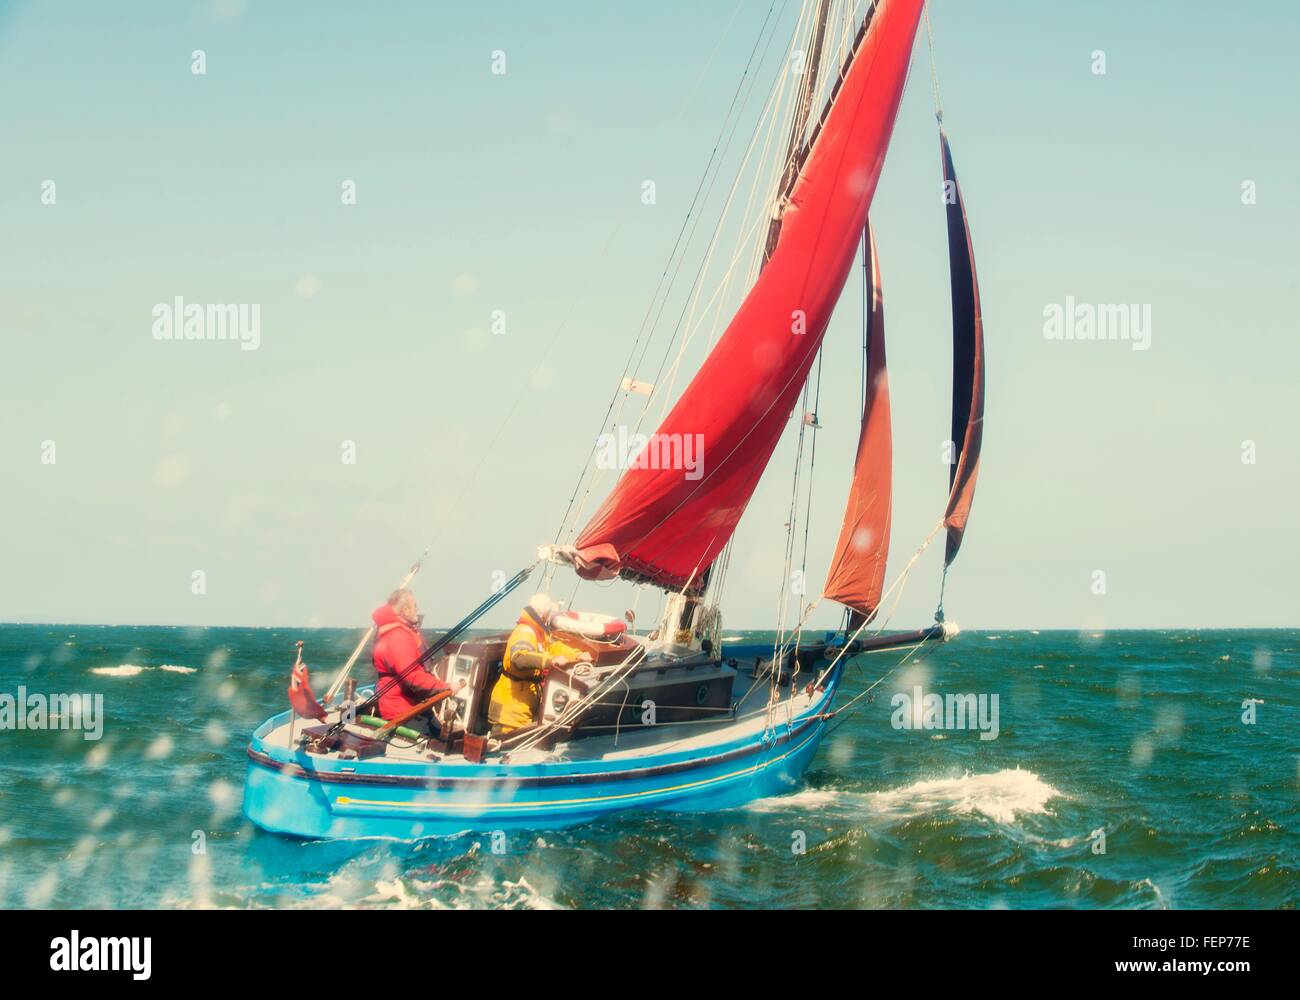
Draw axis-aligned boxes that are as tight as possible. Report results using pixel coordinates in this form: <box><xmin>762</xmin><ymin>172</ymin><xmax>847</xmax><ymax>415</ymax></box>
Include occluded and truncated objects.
<box><xmin>372</xmin><ymin>604</ymin><xmax>411</xmax><ymax>630</ymax></box>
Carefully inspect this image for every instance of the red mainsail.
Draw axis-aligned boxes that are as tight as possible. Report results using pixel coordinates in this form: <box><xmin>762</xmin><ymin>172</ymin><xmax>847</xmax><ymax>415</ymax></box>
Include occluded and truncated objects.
<box><xmin>939</xmin><ymin>128</ymin><xmax>984</xmax><ymax>566</ymax></box>
<box><xmin>574</xmin><ymin>0</ymin><xmax>924</xmax><ymax>591</ymax></box>
<box><xmin>823</xmin><ymin>223</ymin><xmax>891</xmax><ymax>620</ymax></box>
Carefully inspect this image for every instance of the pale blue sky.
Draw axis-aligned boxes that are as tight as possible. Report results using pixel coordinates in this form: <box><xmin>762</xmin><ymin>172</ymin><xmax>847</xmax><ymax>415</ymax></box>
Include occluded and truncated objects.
<box><xmin>1</xmin><ymin>1</ymin><xmax>1296</xmax><ymax>630</ymax></box>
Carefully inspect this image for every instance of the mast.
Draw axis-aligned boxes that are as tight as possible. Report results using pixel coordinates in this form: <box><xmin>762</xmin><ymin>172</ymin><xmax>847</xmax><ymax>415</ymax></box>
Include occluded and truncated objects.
<box><xmin>763</xmin><ymin>0</ymin><xmax>835</xmax><ymax>264</ymax></box>
<box><xmin>704</xmin><ymin>0</ymin><xmax>835</xmax><ymax>611</ymax></box>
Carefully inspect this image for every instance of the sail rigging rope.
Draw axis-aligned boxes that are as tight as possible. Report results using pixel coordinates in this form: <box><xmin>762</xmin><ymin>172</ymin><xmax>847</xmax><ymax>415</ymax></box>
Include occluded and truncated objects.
<box><xmin>549</xmin><ymin>1</ymin><xmax>881</xmax><ymax>604</ymax></box>
<box><xmin>781</xmin><ymin>1</ymin><xmax>960</xmax><ymax>704</ymax></box>
<box><xmin>772</xmin><ymin>0</ymin><xmax>868</xmax><ymax>699</ymax></box>
<box><xmin>637</xmin><ymin>0</ymin><xmax>814</xmax><ymax>430</ymax></box>
<box><xmin>761</xmin><ymin>505</ymin><xmax>944</xmax><ymax>701</ymax></box>
<box><xmin>922</xmin><ymin>0</ymin><xmax>944</xmax><ymax>122</ymax></box>
<box><xmin>818</xmin><ymin>633</ymin><xmax>931</xmax><ymax>732</ymax></box>
<box><xmin>556</xmin><ymin>7</ymin><xmax>883</xmax><ymax>592</ymax></box>
<box><xmin>796</xmin><ymin>348</ymin><xmax>824</xmax><ymax>623</ymax></box>
<box><xmin>556</xmin><ymin>0</ymin><xmax>864</xmax><ymax>577</ymax></box>
<box><xmin>544</xmin><ymin>1</ymin><xmax>885</xmax><ymax>678</ymax></box>
<box><xmin>766</xmin><ymin>334</ymin><xmax>828</xmax><ymax>731</ymax></box>
<box><xmin>805</xmin><ymin>517</ymin><xmax>945</xmax><ymax>690</ymax></box>
<box><xmin>409</xmin><ymin>22</ymin><xmax>780</xmax><ymax>591</ymax></box>
<box><xmin>622</xmin><ymin>2</ymin><xmax>794</xmax><ymax>419</ymax></box>
<box><xmin>656</xmin><ymin>0</ymin><xmax>871</xmax><ymax>416</ymax></box>
<box><xmin>547</xmin><ymin>0</ymin><xmax>794</xmax><ymax>564</ymax></box>
<box><xmin>766</xmin><ymin>378</ymin><xmax>811</xmax><ymax>729</ymax></box>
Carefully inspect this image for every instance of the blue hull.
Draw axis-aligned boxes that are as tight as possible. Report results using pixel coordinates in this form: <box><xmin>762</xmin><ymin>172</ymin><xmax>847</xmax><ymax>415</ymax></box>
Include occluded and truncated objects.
<box><xmin>244</xmin><ymin>648</ymin><xmax>842</xmax><ymax>840</ymax></box>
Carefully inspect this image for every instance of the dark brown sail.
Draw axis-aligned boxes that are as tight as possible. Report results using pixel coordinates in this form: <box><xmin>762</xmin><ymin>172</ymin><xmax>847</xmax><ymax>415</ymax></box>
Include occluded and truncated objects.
<box><xmin>940</xmin><ymin>129</ymin><xmax>985</xmax><ymax>566</ymax></box>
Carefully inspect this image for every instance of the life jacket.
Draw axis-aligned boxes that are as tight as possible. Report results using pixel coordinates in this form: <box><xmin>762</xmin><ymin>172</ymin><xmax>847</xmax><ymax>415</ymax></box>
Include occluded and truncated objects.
<box><xmin>488</xmin><ymin>618</ymin><xmax>585</xmax><ymax>734</ymax></box>
<box><xmin>488</xmin><ymin>619</ymin><xmax>545</xmax><ymax>733</ymax></box>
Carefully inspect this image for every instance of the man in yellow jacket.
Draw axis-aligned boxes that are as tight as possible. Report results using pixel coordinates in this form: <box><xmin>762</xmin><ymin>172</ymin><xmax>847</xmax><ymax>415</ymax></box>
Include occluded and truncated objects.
<box><xmin>488</xmin><ymin>594</ymin><xmax>590</xmax><ymax>736</ymax></box>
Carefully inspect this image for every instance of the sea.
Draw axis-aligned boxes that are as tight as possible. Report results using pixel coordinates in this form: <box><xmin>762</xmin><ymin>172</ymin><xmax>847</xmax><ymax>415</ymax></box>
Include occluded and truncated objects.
<box><xmin>1</xmin><ymin>625</ymin><xmax>1296</xmax><ymax>909</ymax></box>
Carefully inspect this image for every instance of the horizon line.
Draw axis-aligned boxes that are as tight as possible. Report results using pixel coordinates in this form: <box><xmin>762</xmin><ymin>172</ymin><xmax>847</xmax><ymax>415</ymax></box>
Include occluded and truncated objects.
<box><xmin>1</xmin><ymin>621</ymin><xmax>1296</xmax><ymax>632</ymax></box>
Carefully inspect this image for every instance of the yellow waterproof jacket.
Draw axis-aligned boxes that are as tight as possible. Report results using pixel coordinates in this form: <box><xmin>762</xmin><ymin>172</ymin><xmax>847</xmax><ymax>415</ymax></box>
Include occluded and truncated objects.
<box><xmin>488</xmin><ymin>619</ymin><xmax>584</xmax><ymax>734</ymax></box>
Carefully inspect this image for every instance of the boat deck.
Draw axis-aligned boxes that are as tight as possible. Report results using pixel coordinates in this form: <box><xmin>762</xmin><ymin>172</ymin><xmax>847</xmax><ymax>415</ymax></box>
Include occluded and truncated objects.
<box><xmin>261</xmin><ymin>670</ymin><xmax>821</xmax><ymax>769</ymax></box>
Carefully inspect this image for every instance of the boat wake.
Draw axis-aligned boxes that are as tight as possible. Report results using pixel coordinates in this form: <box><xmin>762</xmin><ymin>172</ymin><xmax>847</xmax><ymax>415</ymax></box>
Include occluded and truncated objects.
<box><xmin>270</xmin><ymin>857</ymin><xmax>563</xmax><ymax>911</ymax></box>
<box><xmin>869</xmin><ymin>768</ymin><xmax>1062</xmax><ymax>824</ymax></box>
<box><xmin>747</xmin><ymin>768</ymin><xmax>1062</xmax><ymax>825</ymax></box>
<box><xmin>746</xmin><ymin>787</ymin><xmax>867</xmax><ymax>817</ymax></box>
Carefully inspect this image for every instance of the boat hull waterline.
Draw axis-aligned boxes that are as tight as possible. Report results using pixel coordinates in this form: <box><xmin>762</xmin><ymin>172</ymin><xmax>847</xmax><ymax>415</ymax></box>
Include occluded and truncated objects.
<box><xmin>244</xmin><ymin>648</ymin><xmax>844</xmax><ymax>840</ymax></box>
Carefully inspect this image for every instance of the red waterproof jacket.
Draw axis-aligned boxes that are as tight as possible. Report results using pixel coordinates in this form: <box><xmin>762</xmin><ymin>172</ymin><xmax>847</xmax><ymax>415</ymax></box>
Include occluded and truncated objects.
<box><xmin>371</xmin><ymin>605</ymin><xmax>447</xmax><ymax>719</ymax></box>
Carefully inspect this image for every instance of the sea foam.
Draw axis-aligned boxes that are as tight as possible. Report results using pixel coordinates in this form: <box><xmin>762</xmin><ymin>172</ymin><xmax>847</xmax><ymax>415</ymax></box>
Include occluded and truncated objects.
<box><xmin>747</xmin><ymin>769</ymin><xmax>1062</xmax><ymax>825</ymax></box>
<box><xmin>870</xmin><ymin>768</ymin><xmax>1062</xmax><ymax>824</ymax></box>
<box><xmin>90</xmin><ymin>664</ymin><xmax>148</xmax><ymax>677</ymax></box>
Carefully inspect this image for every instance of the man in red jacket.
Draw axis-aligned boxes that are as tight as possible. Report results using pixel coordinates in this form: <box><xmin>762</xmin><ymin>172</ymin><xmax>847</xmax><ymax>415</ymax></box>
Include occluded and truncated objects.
<box><xmin>371</xmin><ymin>589</ymin><xmax>449</xmax><ymax>722</ymax></box>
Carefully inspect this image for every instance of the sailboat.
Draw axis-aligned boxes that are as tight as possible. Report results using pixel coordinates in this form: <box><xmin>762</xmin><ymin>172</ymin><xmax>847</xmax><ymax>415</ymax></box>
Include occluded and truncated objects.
<box><xmin>243</xmin><ymin>0</ymin><xmax>985</xmax><ymax>840</ymax></box>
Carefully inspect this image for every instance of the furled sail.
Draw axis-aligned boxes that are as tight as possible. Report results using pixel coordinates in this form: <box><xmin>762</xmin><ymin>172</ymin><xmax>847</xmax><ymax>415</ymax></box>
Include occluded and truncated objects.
<box><xmin>572</xmin><ymin>0</ymin><xmax>925</xmax><ymax>592</ymax></box>
<box><xmin>823</xmin><ymin>222</ymin><xmax>891</xmax><ymax>621</ymax></box>
<box><xmin>939</xmin><ymin>128</ymin><xmax>985</xmax><ymax>566</ymax></box>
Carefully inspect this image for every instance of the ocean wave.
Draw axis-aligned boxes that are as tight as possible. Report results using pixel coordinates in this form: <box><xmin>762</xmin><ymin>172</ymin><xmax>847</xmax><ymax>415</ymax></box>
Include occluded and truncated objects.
<box><xmin>746</xmin><ymin>769</ymin><xmax>1063</xmax><ymax>826</ymax></box>
<box><xmin>87</xmin><ymin>663</ymin><xmax>197</xmax><ymax>677</ymax></box>
<box><xmin>869</xmin><ymin>768</ymin><xmax>1063</xmax><ymax>824</ymax></box>
<box><xmin>89</xmin><ymin>664</ymin><xmax>148</xmax><ymax>677</ymax></box>
<box><xmin>264</xmin><ymin>862</ymin><xmax>562</xmax><ymax>911</ymax></box>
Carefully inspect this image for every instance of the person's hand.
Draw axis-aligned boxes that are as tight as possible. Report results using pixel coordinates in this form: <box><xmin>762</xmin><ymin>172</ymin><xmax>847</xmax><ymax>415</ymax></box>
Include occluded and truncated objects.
<box><xmin>577</xmin><ymin>652</ymin><xmax>593</xmax><ymax>663</ymax></box>
<box><xmin>551</xmin><ymin>656</ymin><xmax>570</xmax><ymax>669</ymax></box>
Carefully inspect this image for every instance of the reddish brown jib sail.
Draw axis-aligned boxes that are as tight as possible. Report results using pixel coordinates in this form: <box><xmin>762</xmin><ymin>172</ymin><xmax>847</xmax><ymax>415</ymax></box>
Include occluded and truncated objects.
<box><xmin>823</xmin><ymin>222</ymin><xmax>892</xmax><ymax>624</ymax></box>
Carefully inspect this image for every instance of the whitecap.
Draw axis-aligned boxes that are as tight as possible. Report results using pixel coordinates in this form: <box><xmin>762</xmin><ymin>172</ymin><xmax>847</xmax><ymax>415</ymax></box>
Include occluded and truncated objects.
<box><xmin>868</xmin><ymin>768</ymin><xmax>1063</xmax><ymax>825</ymax></box>
<box><xmin>160</xmin><ymin>664</ymin><xmax>197</xmax><ymax>674</ymax></box>
<box><xmin>748</xmin><ymin>770</ymin><xmax>1064</xmax><ymax>826</ymax></box>
<box><xmin>90</xmin><ymin>664</ymin><xmax>148</xmax><ymax>677</ymax></box>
